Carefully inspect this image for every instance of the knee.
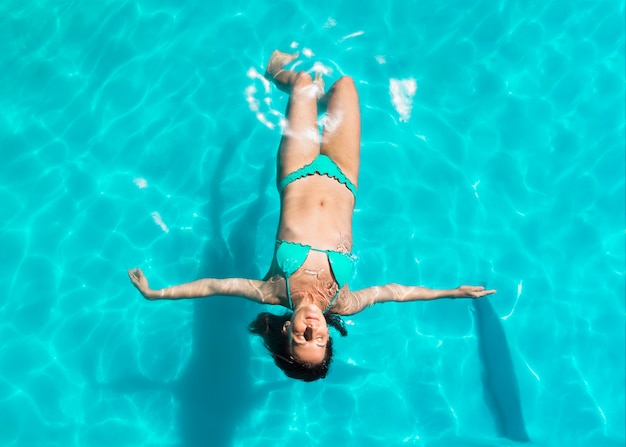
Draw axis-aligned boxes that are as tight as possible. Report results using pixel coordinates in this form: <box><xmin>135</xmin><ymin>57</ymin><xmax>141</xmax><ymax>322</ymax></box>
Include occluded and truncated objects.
<box><xmin>336</xmin><ymin>76</ymin><xmax>355</xmax><ymax>88</ymax></box>
<box><xmin>331</xmin><ymin>76</ymin><xmax>357</xmax><ymax>95</ymax></box>
<box><xmin>292</xmin><ymin>71</ymin><xmax>313</xmax><ymax>88</ymax></box>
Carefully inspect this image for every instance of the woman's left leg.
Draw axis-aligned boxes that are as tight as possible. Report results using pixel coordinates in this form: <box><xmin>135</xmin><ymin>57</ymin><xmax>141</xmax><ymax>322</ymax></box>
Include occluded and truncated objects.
<box><xmin>319</xmin><ymin>76</ymin><xmax>361</xmax><ymax>189</ymax></box>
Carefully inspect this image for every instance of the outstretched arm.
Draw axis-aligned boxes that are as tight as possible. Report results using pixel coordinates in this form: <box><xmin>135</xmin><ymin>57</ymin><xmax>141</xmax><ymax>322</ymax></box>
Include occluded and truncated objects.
<box><xmin>339</xmin><ymin>284</ymin><xmax>496</xmax><ymax>316</ymax></box>
<box><xmin>127</xmin><ymin>268</ymin><xmax>279</xmax><ymax>304</ymax></box>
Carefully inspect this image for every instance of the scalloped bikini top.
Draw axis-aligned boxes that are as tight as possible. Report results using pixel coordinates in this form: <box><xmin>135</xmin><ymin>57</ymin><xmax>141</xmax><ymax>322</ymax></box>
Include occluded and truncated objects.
<box><xmin>275</xmin><ymin>239</ymin><xmax>355</xmax><ymax>313</ymax></box>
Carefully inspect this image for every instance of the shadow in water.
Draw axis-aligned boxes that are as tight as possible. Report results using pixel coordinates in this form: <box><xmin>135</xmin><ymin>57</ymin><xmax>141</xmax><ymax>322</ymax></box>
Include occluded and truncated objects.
<box><xmin>472</xmin><ymin>298</ymin><xmax>530</xmax><ymax>443</ymax></box>
<box><xmin>103</xmin><ymin>131</ymin><xmax>277</xmax><ymax>445</ymax></box>
<box><xmin>173</xmin><ymin>132</ymin><xmax>275</xmax><ymax>447</ymax></box>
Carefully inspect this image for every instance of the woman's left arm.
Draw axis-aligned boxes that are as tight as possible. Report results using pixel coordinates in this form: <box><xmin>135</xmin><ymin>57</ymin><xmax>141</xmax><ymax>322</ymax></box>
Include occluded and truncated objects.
<box><xmin>339</xmin><ymin>284</ymin><xmax>496</xmax><ymax>315</ymax></box>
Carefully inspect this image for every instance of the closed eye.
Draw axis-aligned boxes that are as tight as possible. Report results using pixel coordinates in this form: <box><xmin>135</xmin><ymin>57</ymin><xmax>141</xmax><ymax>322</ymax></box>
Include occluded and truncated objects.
<box><xmin>292</xmin><ymin>336</ymin><xmax>327</xmax><ymax>347</ymax></box>
<box><xmin>292</xmin><ymin>335</ymin><xmax>306</xmax><ymax>345</ymax></box>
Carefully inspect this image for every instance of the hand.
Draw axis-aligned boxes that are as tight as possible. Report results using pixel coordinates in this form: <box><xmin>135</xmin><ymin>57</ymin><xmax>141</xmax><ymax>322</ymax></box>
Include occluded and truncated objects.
<box><xmin>128</xmin><ymin>268</ymin><xmax>154</xmax><ymax>299</ymax></box>
<box><xmin>454</xmin><ymin>285</ymin><xmax>496</xmax><ymax>299</ymax></box>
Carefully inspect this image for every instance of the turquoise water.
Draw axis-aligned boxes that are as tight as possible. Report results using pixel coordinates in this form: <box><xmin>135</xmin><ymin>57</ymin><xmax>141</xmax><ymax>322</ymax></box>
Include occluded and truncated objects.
<box><xmin>1</xmin><ymin>0</ymin><xmax>624</xmax><ymax>446</ymax></box>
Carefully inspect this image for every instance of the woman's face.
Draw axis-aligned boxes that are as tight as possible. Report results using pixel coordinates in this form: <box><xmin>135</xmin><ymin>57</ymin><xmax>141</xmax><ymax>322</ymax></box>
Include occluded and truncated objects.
<box><xmin>282</xmin><ymin>304</ymin><xmax>329</xmax><ymax>364</ymax></box>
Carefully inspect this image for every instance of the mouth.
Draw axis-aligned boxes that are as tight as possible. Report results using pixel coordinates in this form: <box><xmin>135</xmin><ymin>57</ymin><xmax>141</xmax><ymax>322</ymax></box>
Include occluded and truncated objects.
<box><xmin>305</xmin><ymin>316</ymin><xmax>319</xmax><ymax>321</ymax></box>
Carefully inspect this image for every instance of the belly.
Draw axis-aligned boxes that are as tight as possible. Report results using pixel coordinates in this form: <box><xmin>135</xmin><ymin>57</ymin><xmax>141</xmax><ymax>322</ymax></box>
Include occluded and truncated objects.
<box><xmin>278</xmin><ymin>175</ymin><xmax>354</xmax><ymax>248</ymax></box>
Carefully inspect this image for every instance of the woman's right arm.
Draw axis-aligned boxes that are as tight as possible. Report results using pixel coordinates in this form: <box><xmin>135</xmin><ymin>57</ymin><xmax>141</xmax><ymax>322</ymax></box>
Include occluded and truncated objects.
<box><xmin>127</xmin><ymin>268</ymin><xmax>279</xmax><ymax>304</ymax></box>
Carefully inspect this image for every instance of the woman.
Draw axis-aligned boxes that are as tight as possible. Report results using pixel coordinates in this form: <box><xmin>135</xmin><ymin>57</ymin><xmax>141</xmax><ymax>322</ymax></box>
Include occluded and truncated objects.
<box><xmin>128</xmin><ymin>50</ymin><xmax>496</xmax><ymax>381</ymax></box>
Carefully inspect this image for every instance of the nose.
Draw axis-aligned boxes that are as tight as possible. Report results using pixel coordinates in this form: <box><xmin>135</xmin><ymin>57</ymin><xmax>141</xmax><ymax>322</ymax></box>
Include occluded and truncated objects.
<box><xmin>304</xmin><ymin>326</ymin><xmax>313</xmax><ymax>341</ymax></box>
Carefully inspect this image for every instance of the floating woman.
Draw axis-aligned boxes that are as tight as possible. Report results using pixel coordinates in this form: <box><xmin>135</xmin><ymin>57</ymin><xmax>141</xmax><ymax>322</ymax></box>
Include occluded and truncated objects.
<box><xmin>128</xmin><ymin>50</ymin><xmax>496</xmax><ymax>382</ymax></box>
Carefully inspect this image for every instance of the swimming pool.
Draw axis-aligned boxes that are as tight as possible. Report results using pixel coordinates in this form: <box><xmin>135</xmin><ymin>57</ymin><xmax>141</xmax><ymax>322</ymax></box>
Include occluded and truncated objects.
<box><xmin>1</xmin><ymin>0</ymin><xmax>624</xmax><ymax>446</ymax></box>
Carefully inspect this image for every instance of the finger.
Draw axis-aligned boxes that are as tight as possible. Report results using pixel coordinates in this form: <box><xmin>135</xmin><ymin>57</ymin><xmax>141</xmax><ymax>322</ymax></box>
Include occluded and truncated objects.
<box><xmin>128</xmin><ymin>269</ymin><xmax>140</xmax><ymax>282</ymax></box>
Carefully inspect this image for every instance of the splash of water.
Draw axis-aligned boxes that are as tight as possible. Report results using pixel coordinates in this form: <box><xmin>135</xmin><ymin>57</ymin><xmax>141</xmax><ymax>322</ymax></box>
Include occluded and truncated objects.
<box><xmin>389</xmin><ymin>78</ymin><xmax>418</xmax><ymax>122</ymax></box>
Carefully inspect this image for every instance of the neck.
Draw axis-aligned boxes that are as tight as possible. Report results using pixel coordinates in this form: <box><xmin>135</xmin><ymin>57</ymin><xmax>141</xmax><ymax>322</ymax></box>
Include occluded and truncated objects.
<box><xmin>291</xmin><ymin>295</ymin><xmax>323</xmax><ymax>311</ymax></box>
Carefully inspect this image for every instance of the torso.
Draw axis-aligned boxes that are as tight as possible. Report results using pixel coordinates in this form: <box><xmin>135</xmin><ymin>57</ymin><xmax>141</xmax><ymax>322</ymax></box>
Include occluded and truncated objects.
<box><xmin>269</xmin><ymin>174</ymin><xmax>356</xmax><ymax>312</ymax></box>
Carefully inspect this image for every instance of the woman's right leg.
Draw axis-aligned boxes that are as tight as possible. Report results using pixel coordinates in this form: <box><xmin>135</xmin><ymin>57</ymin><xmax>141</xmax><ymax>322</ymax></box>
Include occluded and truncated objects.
<box><xmin>265</xmin><ymin>51</ymin><xmax>321</xmax><ymax>181</ymax></box>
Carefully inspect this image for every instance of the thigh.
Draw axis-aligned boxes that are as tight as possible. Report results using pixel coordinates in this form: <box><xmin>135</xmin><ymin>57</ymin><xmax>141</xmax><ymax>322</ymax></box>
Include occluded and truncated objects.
<box><xmin>320</xmin><ymin>76</ymin><xmax>361</xmax><ymax>188</ymax></box>
<box><xmin>277</xmin><ymin>72</ymin><xmax>321</xmax><ymax>182</ymax></box>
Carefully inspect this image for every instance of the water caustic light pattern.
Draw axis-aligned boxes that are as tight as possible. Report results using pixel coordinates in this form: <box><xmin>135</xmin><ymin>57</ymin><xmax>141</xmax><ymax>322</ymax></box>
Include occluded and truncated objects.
<box><xmin>0</xmin><ymin>0</ymin><xmax>624</xmax><ymax>446</ymax></box>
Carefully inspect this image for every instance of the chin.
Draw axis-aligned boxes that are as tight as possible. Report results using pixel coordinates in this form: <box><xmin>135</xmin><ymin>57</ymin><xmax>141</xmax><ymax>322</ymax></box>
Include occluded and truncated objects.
<box><xmin>298</xmin><ymin>303</ymin><xmax>323</xmax><ymax>314</ymax></box>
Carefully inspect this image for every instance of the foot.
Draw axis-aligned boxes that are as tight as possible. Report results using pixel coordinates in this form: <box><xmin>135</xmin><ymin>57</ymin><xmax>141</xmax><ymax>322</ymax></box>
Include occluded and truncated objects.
<box><xmin>265</xmin><ymin>50</ymin><xmax>299</xmax><ymax>79</ymax></box>
<box><xmin>313</xmin><ymin>71</ymin><xmax>325</xmax><ymax>100</ymax></box>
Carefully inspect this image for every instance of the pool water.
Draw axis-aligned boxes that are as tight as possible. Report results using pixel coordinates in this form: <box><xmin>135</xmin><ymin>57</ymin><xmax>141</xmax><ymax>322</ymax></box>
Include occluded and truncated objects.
<box><xmin>1</xmin><ymin>0</ymin><xmax>624</xmax><ymax>446</ymax></box>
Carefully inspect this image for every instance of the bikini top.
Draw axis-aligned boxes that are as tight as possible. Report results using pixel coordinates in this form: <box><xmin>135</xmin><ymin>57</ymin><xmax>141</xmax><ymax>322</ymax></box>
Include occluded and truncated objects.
<box><xmin>275</xmin><ymin>239</ymin><xmax>355</xmax><ymax>313</ymax></box>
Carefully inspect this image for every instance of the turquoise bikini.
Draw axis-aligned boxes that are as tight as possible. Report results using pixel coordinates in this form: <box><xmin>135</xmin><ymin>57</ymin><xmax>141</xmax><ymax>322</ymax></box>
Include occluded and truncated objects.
<box><xmin>279</xmin><ymin>154</ymin><xmax>357</xmax><ymax>200</ymax></box>
<box><xmin>274</xmin><ymin>155</ymin><xmax>357</xmax><ymax>313</ymax></box>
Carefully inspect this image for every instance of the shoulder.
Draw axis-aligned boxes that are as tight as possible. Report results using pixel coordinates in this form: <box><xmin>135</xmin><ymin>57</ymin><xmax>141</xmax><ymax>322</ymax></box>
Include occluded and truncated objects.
<box><xmin>260</xmin><ymin>275</ymin><xmax>288</xmax><ymax>306</ymax></box>
<box><xmin>329</xmin><ymin>285</ymin><xmax>373</xmax><ymax>316</ymax></box>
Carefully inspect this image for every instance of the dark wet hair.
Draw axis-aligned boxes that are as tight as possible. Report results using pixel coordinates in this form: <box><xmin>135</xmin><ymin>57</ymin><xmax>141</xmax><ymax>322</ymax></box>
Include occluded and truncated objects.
<box><xmin>248</xmin><ymin>312</ymin><xmax>348</xmax><ymax>382</ymax></box>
